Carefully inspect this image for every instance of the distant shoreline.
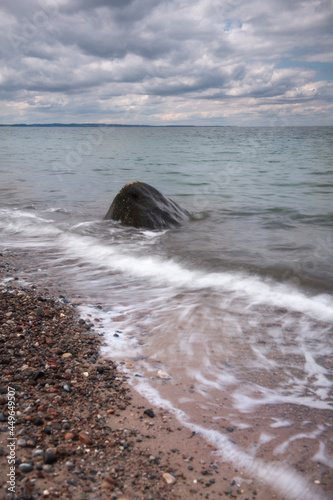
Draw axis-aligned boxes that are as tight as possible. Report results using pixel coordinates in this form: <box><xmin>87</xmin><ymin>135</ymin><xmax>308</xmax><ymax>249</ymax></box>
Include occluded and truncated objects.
<box><xmin>1</xmin><ymin>123</ymin><xmax>331</xmax><ymax>128</ymax></box>
<box><xmin>0</xmin><ymin>123</ymin><xmax>231</xmax><ymax>127</ymax></box>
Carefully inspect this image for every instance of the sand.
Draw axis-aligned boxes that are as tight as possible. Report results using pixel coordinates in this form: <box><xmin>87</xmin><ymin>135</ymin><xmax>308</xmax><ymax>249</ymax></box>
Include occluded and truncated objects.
<box><xmin>0</xmin><ymin>251</ymin><xmax>331</xmax><ymax>500</ymax></box>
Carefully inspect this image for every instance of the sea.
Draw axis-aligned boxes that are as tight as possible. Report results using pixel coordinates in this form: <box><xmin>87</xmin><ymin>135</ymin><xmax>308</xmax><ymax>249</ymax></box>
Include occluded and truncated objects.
<box><xmin>1</xmin><ymin>125</ymin><xmax>333</xmax><ymax>499</ymax></box>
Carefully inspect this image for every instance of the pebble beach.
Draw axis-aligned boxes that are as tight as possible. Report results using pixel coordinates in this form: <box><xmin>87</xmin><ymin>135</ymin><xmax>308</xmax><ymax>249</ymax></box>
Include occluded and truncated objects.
<box><xmin>0</xmin><ymin>250</ymin><xmax>292</xmax><ymax>500</ymax></box>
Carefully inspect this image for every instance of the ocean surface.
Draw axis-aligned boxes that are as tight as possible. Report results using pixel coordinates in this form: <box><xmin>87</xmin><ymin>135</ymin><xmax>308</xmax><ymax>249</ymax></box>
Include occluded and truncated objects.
<box><xmin>1</xmin><ymin>126</ymin><xmax>333</xmax><ymax>499</ymax></box>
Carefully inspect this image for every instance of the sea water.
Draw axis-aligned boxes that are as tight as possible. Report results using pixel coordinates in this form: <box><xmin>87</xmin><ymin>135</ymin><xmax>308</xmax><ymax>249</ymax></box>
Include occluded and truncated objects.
<box><xmin>1</xmin><ymin>125</ymin><xmax>333</xmax><ymax>499</ymax></box>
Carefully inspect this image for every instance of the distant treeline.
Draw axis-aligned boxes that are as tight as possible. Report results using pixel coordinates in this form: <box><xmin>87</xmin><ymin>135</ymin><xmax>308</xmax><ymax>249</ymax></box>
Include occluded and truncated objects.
<box><xmin>0</xmin><ymin>123</ymin><xmax>197</xmax><ymax>128</ymax></box>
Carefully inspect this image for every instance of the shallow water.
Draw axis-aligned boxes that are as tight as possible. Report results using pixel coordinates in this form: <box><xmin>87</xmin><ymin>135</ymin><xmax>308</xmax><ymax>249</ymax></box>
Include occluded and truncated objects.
<box><xmin>1</xmin><ymin>126</ymin><xmax>333</xmax><ymax>499</ymax></box>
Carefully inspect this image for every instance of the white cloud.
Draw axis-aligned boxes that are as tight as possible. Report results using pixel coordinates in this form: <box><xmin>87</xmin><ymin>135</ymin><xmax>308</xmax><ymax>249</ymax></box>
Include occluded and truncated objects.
<box><xmin>0</xmin><ymin>0</ymin><xmax>332</xmax><ymax>124</ymax></box>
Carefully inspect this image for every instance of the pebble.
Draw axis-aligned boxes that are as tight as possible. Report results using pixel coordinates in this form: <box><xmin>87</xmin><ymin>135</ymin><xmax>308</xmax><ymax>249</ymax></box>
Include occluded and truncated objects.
<box><xmin>144</xmin><ymin>409</ymin><xmax>155</xmax><ymax>418</ymax></box>
<box><xmin>79</xmin><ymin>432</ymin><xmax>92</xmax><ymax>445</ymax></box>
<box><xmin>64</xmin><ymin>432</ymin><xmax>75</xmax><ymax>441</ymax></box>
<box><xmin>33</xmin><ymin>449</ymin><xmax>44</xmax><ymax>457</ymax></box>
<box><xmin>44</xmin><ymin>449</ymin><xmax>57</xmax><ymax>464</ymax></box>
<box><xmin>62</xmin><ymin>353</ymin><xmax>72</xmax><ymax>358</ymax></box>
<box><xmin>18</xmin><ymin>463</ymin><xmax>34</xmax><ymax>473</ymax></box>
<box><xmin>163</xmin><ymin>472</ymin><xmax>176</xmax><ymax>484</ymax></box>
<box><xmin>65</xmin><ymin>461</ymin><xmax>74</xmax><ymax>468</ymax></box>
<box><xmin>157</xmin><ymin>370</ymin><xmax>171</xmax><ymax>379</ymax></box>
<box><xmin>17</xmin><ymin>438</ymin><xmax>27</xmax><ymax>447</ymax></box>
<box><xmin>43</xmin><ymin>464</ymin><xmax>54</xmax><ymax>473</ymax></box>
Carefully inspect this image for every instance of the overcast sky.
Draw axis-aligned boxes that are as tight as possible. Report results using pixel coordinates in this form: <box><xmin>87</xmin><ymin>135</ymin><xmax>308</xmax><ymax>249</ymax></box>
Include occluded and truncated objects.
<box><xmin>1</xmin><ymin>0</ymin><xmax>332</xmax><ymax>125</ymax></box>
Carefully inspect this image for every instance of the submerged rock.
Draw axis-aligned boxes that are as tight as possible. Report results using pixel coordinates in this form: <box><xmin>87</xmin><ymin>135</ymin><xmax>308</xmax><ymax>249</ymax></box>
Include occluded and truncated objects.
<box><xmin>104</xmin><ymin>181</ymin><xmax>190</xmax><ymax>230</ymax></box>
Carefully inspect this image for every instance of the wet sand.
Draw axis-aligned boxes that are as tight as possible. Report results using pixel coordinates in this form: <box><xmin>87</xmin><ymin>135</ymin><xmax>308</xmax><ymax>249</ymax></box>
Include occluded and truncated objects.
<box><xmin>0</xmin><ymin>251</ymin><xmax>332</xmax><ymax>500</ymax></box>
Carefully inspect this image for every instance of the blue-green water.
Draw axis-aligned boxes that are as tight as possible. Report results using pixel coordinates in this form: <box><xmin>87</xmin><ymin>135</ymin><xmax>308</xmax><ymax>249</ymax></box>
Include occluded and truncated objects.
<box><xmin>1</xmin><ymin>126</ymin><xmax>333</xmax><ymax>499</ymax></box>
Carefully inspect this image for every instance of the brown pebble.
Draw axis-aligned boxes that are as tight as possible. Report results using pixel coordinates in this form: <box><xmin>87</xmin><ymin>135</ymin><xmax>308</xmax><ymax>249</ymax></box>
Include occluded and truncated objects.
<box><xmin>163</xmin><ymin>472</ymin><xmax>176</xmax><ymax>484</ymax></box>
<box><xmin>78</xmin><ymin>432</ymin><xmax>92</xmax><ymax>445</ymax></box>
<box><xmin>101</xmin><ymin>481</ymin><xmax>114</xmax><ymax>491</ymax></box>
<box><xmin>64</xmin><ymin>432</ymin><xmax>74</xmax><ymax>441</ymax></box>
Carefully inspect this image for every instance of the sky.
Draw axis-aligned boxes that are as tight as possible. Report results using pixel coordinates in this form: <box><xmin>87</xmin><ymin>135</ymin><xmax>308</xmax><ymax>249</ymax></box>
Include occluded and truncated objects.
<box><xmin>0</xmin><ymin>0</ymin><xmax>332</xmax><ymax>126</ymax></box>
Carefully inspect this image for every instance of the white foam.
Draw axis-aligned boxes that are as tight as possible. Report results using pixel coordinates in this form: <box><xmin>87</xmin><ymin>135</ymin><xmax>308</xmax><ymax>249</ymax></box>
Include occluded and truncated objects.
<box><xmin>274</xmin><ymin>426</ymin><xmax>325</xmax><ymax>455</ymax></box>
<box><xmin>313</xmin><ymin>441</ymin><xmax>333</xmax><ymax>469</ymax></box>
<box><xmin>134</xmin><ymin>380</ymin><xmax>331</xmax><ymax>500</ymax></box>
<box><xmin>233</xmin><ymin>385</ymin><xmax>333</xmax><ymax>413</ymax></box>
<box><xmin>2</xmin><ymin>210</ymin><xmax>333</xmax><ymax>323</ymax></box>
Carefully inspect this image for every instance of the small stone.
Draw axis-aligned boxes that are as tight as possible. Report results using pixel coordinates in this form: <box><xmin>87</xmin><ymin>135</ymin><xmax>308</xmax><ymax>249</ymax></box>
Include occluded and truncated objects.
<box><xmin>0</xmin><ymin>413</ymin><xmax>5</xmax><ymax>422</ymax></box>
<box><xmin>102</xmin><ymin>481</ymin><xmax>114</xmax><ymax>491</ymax></box>
<box><xmin>63</xmin><ymin>384</ymin><xmax>71</xmax><ymax>392</ymax></box>
<box><xmin>79</xmin><ymin>432</ymin><xmax>92</xmax><ymax>445</ymax></box>
<box><xmin>17</xmin><ymin>438</ymin><xmax>27</xmax><ymax>447</ymax></box>
<box><xmin>33</xmin><ymin>449</ymin><xmax>44</xmax><ymax>457</ymax></box>
<box><xmin>42</xmin><ymin>491</ymin><xmax>50</xmax><ymax>497</ymax></box>
<box><xmin>163</xmin><ymin>472</ymin><xmax>176</xmax><ymax>484</ymax></box>
<box><xmin>83</xmin><ymin>372</ymin><xmax>89</xmax><ymax>377</ymax></box>
<box><xmin>67</xmin><ymin>478</ymin><xmax>78</xmax><ymax>486</ymax></box>
<box><xmin>43</xmin><ymin>464</ymin><xmax>54</xmax><ymax>473</ymax></box>
<box><xmin>64</xmin><ymin>432</ymin><xmax>74</xmax><ymax>441</ymax></box>
<box><xmin>18</xmin><ymin>463</ymin><xmax>34</xmax><ymax>473</ymax></box>
<box><xmin>44</xmin><ymin>449</ymin><xmax>57</xmax><ymax>464</ymax></box>
<box><xmin>65</xmin><ymin>461</ymin><xmax>74</xmax><ymax>468</ymax></box>
<box><xmin>314</xmin><ymin>480</ymin><xmax>321</xmax><ymax>484</ymax></box>
<box><xmin>144</xmin><ymin>409</ymin><xmax>155</xmax><ymax>418</ymax></box>
<box><xmin>62</xmin><ymin>353</ymin><xmax>72</xmax><ymax>358</ymax></box>
<box><xmin>33</xmin><ymin>417</ymin><xmax>44</xmax><ymax>426</ymax></box>
<box><xmin>157</xmin><ymin>369</ymin><xmax>171</xmax><ymax>379</ymax></box>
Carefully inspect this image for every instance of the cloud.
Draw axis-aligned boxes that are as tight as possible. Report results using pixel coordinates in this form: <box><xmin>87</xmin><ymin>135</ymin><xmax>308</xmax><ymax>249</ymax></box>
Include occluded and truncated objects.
<box><xmin>0</xmin><ymin>0</ymin><xmax>332</xmax><ymax>124</ymax></box>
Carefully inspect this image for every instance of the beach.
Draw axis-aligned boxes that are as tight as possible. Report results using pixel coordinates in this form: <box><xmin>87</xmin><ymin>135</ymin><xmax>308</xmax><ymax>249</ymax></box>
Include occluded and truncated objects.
<box><xmin>1</xmin><ymin>126</ymin><xmax>333</xmax><ymax>499</ymax></box>
<box><xmin>0</xmin><ymin>250</ymin><xmax>294</xmax><ymax>500</ymax></box>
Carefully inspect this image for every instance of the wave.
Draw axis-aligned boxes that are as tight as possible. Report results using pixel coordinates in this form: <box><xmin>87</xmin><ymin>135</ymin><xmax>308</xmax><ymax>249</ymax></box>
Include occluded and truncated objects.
<box><xmin>1</xmin><ymin>208</ymin><xmax>333</xmax><ymax>322</ymax></box>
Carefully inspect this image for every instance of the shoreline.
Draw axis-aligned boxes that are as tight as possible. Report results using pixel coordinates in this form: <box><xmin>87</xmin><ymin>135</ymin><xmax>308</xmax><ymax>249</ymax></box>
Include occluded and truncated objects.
<box><xmin>0</xmin><ymin>250</ymin><xmax>330</xmax><ymax>500</ymax></box>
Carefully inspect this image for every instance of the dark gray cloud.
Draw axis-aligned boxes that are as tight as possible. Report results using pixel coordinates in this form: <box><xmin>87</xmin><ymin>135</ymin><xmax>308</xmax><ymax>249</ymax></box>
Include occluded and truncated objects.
<box><xmin>0</xmin><ymin>0</ymin><xmax>332</xmax><ymax>124</ymax></box>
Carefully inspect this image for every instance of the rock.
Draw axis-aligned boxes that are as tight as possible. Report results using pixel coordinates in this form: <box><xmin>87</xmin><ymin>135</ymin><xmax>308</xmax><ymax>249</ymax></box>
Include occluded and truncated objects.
<box><xmin>43</xmin><ymin>464</ymin><xmax>54</xmax><ymax>473</ymax></box>
<box><xmin>17</xmin><ymin>438</ymin><xmax>27</xmax><ymax>447</ymax></box>
<box><xmin>157</xmin><ymin>369</ymin><xmax>171</xmax><ymax>379</ymax></box>
<box><xmin>144</xmin><ymin>409</ymin><xmax>155</xmax><ymax>418</ymax></box>
<box><xmin>44</xmin><ymin>449</ymin><xmax>57</xmax><ymax>464</ymax></box>
<box><xmin>79</xmin><ymin>432</ymin><xmax>92</xmax><ymax>445</ymax></box>
<box><xmin>33</xmin><ymin>417</ymin><xmax>44</xmax><ymax>426</ymax></box>
<box><xmin>64</xmin><ymin>432</ymin><xmax>74</xmax><ymax>441</ymax></box>
<box><xmin>62</xmin><ymin>352</ymin><xmax>72</xmax><ymax>358</ymax></box>
<box><xmin>163</xmin><ymin>472</ymin><xmax>176</xmax><ymax>484</ymax></box>
<box><xmin>18</xmin><ymin>462</ymin><xmax>34</xmax><ymax>473</ymax></box>
<box><xmin>104</xmin><ymin>181</ymin><xmax>190</xmax><ymax>230</ymax></box>
<box><xmin>102</xmin><ymin>481</ymin><xmax>114</xmax><ymax>491</ymax></box>
<box><xmin>33</xmin><ymin>449</ymin><xmax>44</xmax><ymax>457</ymax></box>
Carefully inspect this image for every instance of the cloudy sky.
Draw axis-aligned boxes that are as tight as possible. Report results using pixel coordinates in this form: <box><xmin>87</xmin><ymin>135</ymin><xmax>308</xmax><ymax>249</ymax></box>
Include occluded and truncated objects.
<box><xmin>1</xmin><ymin>0</ymin><xmax>332</xmax><ymax>125</ymax></box>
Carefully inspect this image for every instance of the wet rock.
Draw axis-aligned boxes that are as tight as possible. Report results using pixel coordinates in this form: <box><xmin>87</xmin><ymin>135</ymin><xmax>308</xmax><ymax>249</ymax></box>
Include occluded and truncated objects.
<box><xmin>104</xmin><ymin>181</ymin><xmax>190</xmax><ymax>229</ymax></box>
